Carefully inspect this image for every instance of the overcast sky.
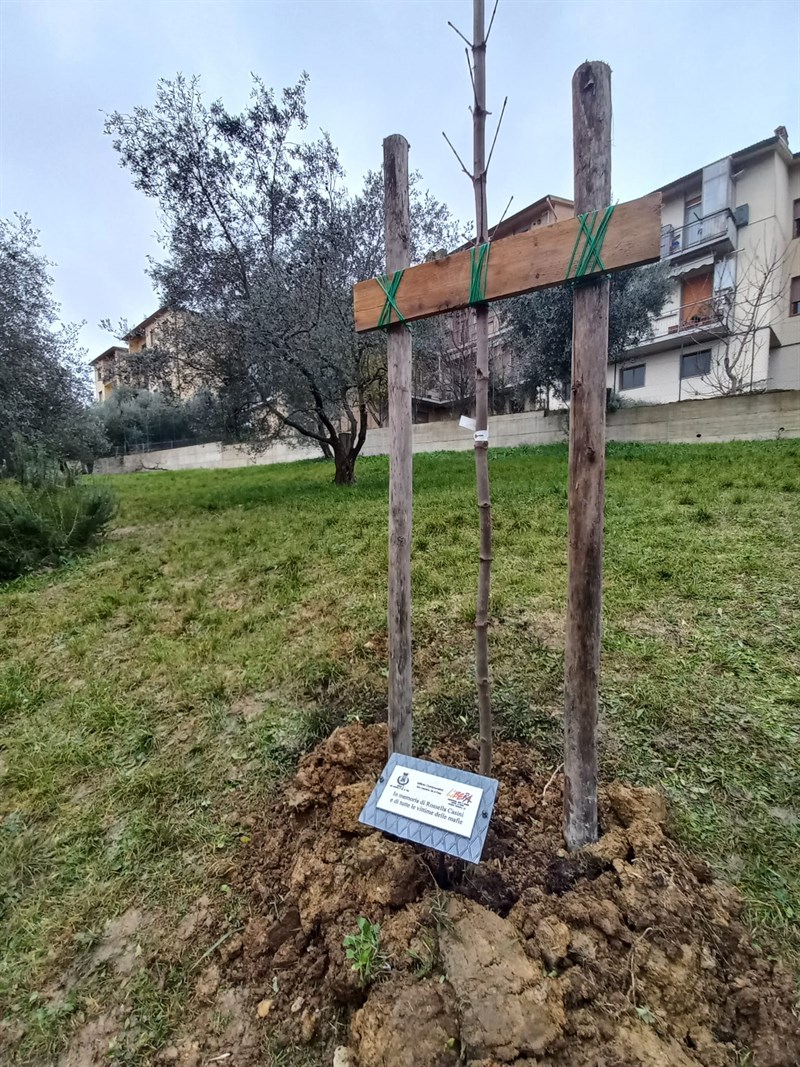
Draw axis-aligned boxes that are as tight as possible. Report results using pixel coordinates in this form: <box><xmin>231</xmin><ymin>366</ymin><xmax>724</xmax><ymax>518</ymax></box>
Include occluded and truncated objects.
<box><xmin>1</xmin><ymin>0</ymin><xmax>798</xmax><ymax>360</ymax></box>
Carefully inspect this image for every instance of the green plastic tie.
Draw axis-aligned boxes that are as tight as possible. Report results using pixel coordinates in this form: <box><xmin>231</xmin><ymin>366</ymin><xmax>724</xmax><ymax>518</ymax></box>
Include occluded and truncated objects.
<box><xmin>468</xmin><ymin>242</ymin><xmax>491</xmax><ymax>305</ymax></box>
<box><xmin>376</xmin><ymin>270</ymin><xmax>407</xmax><ymax>328</ymax></box>
<box><xmin>565</xmin><ymin>205</ymin><xmax>616</xmax><ymax>282</ymax></box>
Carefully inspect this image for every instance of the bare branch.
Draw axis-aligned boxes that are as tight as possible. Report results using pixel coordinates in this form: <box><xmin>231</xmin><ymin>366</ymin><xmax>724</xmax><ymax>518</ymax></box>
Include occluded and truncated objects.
<box><xmin>490</xmin><ymin>194</ymin><xmax>515</xmax><ymax>240</ymax></box>
<box><xmin>684</xmin><ymin>239</ymin><xmax>790</xmax><ymax>398</ymax></box>
<box><xmin>485</xmin><ymin>0</ymin><xmax>500</xmax><ymax>43</ymax></box>
<box><xmin>447</xmin><ymin>20</ymin><xmax>473</xmax><ymax>48</ymax></box>
<box><xmin>442</xmin><ymin>130</ymin><xmax>473</xmax><ymax>181</ymax></box>
<box><xmin>485</xmin><ymin>95</ymin><xmax>508</xmax><ymax>176</ymax></box>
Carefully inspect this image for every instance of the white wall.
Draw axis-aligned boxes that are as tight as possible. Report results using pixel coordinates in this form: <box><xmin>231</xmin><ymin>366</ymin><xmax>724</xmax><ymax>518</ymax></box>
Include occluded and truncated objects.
<box><xmin>94</xmin><ymin>392</ymin><xmax>800</xmax><ymax>475</ymax></box>
<box><xmin>608</xmin><ymin>346</ymin><xmax>727</xmax><ymax>404</ymax></box>
<box><xmin>96</xmin><ymin>437</ymin><xmax>318</xmax><ymax>475</ymax></box>
<box><xmin>770</xmin><ymin>344</ymin><xmax>800</xmax><ymax>391</ymax></box>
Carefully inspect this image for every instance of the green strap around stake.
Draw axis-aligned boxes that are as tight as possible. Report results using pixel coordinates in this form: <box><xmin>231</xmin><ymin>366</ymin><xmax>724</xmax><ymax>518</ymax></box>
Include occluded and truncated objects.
<box><xmin>565</xmin><ymin>205</ymin><xmax>616</xmax><ymax>282</ymax></box>
<box><xmin>468</xmin><ymin>242</ymin><xmax>491</xmax><ymax>305</ymax></box>
<box><xmin>376</xmin><ymin>270</ymin><xmax>407</xmax><ymax>328</ymax></box>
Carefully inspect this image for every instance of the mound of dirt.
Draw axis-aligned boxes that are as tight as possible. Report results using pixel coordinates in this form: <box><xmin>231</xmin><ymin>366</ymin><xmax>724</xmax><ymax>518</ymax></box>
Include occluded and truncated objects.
<box><xmin>212</xmin><ymin>724</ymin><xmax>799</xmax><ymax>1067</ymax></box>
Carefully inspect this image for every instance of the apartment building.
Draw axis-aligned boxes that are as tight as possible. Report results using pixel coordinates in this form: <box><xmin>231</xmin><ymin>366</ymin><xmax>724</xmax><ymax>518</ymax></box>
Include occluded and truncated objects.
<box><xmin>611</xmin><ymin>128</ymin><xmax>800</xmax><ymax>403</ymax></box>
<box><xmin>411</xmin><ymin>194</ymin><xmax>574</xmax><ymax>422</ymax></box>
<box><xmin>90</xmin><ymin>345</ymin><xmax>129</xmax><ymax>402</ymax></box>
<box><xmin>90</xmin><ymin>308</ymin><xmax>201</xmax><ymax>402</ymax></box>
<box><xmin>412</xmin><ymin>129</ymin><xmax>800</xmax><ymax>422</ymax></box>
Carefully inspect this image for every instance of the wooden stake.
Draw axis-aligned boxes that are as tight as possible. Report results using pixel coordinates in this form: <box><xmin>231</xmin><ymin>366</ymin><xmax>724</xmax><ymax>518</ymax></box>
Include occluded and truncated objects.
<box><xmin>384</xmin><ymin>134</ymin><xmax>413</xmax><ymax>757</ymax></box>
<box><xmin>563</xmin><ymin>61</ymin><xmax>612</xmax><ymax>851</ymax></box>
<box><xmin>472</xmin><ymin>0</ymin><xmax>493</xmax><ymax>775</ymax></box>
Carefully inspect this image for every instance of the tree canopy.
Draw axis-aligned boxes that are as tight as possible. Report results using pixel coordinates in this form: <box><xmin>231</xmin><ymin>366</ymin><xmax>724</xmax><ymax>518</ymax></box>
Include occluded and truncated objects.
<box><xmin>105</xmin><ymin>74</ymin><xmax>462</xmax><ymax>483</ymax></box>
<box><xmin>0</xmin><ymin>215</ymin><xmax>97</xmax><ymax>470</ymax></box>
<box><xmin>501</xmin><ymin>262</ymin><xmax>671</xmax><ymax>404</ymax></box>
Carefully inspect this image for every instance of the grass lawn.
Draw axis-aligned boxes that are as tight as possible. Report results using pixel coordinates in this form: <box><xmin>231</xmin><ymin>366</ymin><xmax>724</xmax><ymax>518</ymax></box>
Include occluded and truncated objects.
<box><xmin>1</xmin><ymin>439</ymin><xmax>799</xmax><ymax>1063</ymax></box>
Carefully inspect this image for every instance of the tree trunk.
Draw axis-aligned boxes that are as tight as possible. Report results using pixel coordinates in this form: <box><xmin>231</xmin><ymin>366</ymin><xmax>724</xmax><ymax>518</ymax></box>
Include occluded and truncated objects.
<box><xmin>472</xmin><ymin>0</ymin><xmax>493</xmax><ymax>775</ymax></box>
<box><xmin>333</xmin><ymin>440</ymin><xmax>356</xmax><ymax>485</ymax></box>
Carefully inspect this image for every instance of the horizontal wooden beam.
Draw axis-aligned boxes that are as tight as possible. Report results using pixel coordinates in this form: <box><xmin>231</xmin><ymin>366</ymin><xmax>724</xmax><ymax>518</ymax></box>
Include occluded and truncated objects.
<box><xmin>353</xmin><ymin>191</ymin><xmax>662</xmax><ymax>332</ymax></box>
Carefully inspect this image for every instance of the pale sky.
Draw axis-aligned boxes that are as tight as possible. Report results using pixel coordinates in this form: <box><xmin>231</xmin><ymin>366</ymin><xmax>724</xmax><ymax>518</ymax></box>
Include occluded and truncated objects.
<box><xmin>1</xmin><ymin>0</ymin><xmax>798</xmax><ymax>360</ymax></box>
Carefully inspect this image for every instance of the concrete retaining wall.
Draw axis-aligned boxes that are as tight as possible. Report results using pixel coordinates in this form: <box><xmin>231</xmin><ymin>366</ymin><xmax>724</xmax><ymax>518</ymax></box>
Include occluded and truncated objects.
<box><xmin>95</xmin><ymin>390</ymin><xmax>800</xmax><ymax>475</ymax></box>
<box><xmin>96</xmin><ymin>437</ymin><xmax>318</xmax><ymax>475</ymax></box>
<box><xmin>606</xmin><ymin>389</ymin><xmax>799</xmax><ymax>444</ymax></box>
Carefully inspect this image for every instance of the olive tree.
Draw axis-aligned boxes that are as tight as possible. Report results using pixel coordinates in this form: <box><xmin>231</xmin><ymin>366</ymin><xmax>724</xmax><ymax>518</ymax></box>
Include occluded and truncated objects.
<box><xmin>501</xmin><ymin>262</ymin><xmax>671</xmax><ymax>405</ymax></box>
<box><xmin>105</xmin><ymin>75</ymin><xmax>461</xmax><ymax>484</ymax></box>
<box><xmin>0</xmin><ymin>215</ymin><xmax>98</xmax><ymax>470</ymax></box>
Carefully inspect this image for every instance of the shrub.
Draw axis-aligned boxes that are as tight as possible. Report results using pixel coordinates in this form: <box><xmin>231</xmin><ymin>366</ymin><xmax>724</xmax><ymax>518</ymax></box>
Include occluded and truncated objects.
<box><xmin>7</xmin><ymin>437</ymin><xmax>76</xmax><ymax>488</ymax></box>
<box><xmin>0</xmin><ymin>482</ymin><xmax>116</xmax><ymax>582</ymax></box>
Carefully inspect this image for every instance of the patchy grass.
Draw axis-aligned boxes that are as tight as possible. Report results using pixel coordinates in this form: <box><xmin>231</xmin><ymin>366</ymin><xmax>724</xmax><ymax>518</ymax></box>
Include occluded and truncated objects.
<box><xmin>1</xmin><ymin>440</ymin><xmax>799</xmax><ymax>1062</ymax></box>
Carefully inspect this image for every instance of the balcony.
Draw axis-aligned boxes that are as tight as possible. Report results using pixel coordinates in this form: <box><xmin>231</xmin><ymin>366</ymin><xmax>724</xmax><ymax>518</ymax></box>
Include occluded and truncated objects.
<box><xmin>661</xmin><ymin>208</ymin><xmax>736</xmax><ymax>262</ymax></box>
<box><xmin>624</xmin><ymin>289</ymin><xmax>733</xmax><ymax>356</ymax></box>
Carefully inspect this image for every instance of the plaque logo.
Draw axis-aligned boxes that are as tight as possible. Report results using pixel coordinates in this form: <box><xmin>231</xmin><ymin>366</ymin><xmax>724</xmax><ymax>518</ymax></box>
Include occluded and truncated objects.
<box><xmin>447</xmin><ymin>789</ymin><xmax>474</xmax><ymax>809</ymax></box>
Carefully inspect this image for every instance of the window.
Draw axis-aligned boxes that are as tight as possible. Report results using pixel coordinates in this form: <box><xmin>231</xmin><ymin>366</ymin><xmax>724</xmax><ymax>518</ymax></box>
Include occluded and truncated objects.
<box><xmin>791</xmin><ymin>276</ymin><xmax>800</xmax><ymax>317</ymax></box>
<box><xmin>684</xmin><ymin>194</ymin><xmax>702</xmax><ymax>228</ymax></box>
<box><xmin>682</xmin><ymin>193</ymin><xmax>703</xmax><ymax>245</ymax></box>
<box><xmin>620</xmin><ymin>364</ymin><xmax>645</xmax><ymax>390</ymax></box>
<box><xmin>680</xmin><ymin>350</ymin><xmax>712</xmax><ymax>379</ymax></box>
<box><xmin>794</xmin><ymin>199</ymin><xmax>800</xmax><ymax>240</ymax></box>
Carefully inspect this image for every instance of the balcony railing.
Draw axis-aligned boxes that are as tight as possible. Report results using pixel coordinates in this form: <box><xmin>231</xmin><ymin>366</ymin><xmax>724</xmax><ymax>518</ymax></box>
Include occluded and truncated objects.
<box><xmin>649</xmin><ymin>289</ymin><xmax>733</xmax><ymax>341</ymax></box>
<box><xmin>662</xmin><ymin>208</ymin><xmax>734</xmax><ymax>257</ymax></box>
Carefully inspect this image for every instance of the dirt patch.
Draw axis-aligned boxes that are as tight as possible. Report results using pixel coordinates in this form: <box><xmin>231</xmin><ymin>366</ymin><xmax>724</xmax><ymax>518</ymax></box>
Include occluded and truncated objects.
<box><xmin>57</xmin><ymin>1012</ymin><xmax>121</xmax><ymax>1067</ymax></box>
<box><xmin>43</xmin><ymin>907</ymin><xmax>157</xmax><ymax>1013</ymax></box>
<box><xmin>55</xmin><ymin>725</ymin><xmax>800</xmax><ymax>1066</ymax></box>
<box><xmin>501</xmin><ymin>608</ymin><xmax>565</xmax><ymax>651</ymax></box>
<box><xmin>107</xmin><ymin>525</ymin><xmax>143</xmax><ymax>539</ymax></box>
<box><xmin>89</xmin><ymin>908</ymin><xmax>154</xmax><ymax>978</ymax></box>
<box><xmin>219</xmin><ymin>724</ymin><xmax>799</xmax><ymax>1067</ymax></box>
<box><xmin>228</xmin><ymin>693</ymin><xmax>268</xmax><ymax>721</ymax></box>
<box><xmin>220</xmin><ymin>592</ymin><xmax>247</xmax><ymax>611</ymax></box>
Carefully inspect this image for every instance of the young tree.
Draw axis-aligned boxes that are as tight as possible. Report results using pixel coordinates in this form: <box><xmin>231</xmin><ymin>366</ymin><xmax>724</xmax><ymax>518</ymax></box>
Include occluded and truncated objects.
<box><xmin>682</xmin><ymin>244</ymin><xmax>788</xmax><ymax>397</ymax></box>
<box><xmin>501</xmin><ymin>262</ymin><xmax>671</xmax><ymax>403</ymax></box>
<box><xmin>0</xmin><ymin>215</ymin><xmax>94</xmax><ymax>469</ymax></box>
<box><xmin>105</xmin><ymin>76</ymin><xmax>460</xmax><ymax>484</ymax></box>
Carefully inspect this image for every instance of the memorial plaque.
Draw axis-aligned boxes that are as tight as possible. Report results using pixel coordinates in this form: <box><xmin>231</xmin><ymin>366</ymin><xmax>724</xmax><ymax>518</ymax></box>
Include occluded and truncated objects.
<box><xmin>359</xmin><ymin>753</ymin><xmax>498</xmax><ymax>863</ymax></box>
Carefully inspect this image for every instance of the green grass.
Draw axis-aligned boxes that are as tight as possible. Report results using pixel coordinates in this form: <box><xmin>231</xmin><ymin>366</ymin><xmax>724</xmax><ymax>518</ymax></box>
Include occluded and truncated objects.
<box><xmin>1</xmin><ymin>440</ymin><xmax>799</xmax><ymax>1062</ymax></box>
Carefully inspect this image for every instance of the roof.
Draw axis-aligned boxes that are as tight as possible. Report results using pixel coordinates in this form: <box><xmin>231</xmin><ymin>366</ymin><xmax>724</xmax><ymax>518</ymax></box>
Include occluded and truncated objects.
<box><xmin>489</xmin><ymin>194</ymin><xmax>573</xmax><ymax>241</ymax></box>
<box><xmin>122</xmin><ymin>306</ymin><xmax>173</xmax><ymax>341</ymax></box>
<box><xmin>658</xmin><ymin>132</ymin><xmax>793</xmax><ymax>197</ymax></box>
<box><xmin>455</xmin><ymin>193</ymin><xmax>573</xmax><ymax>252</ymax></box>
<box><xmin>90</xmin><ymin>345</ymin><xmax>128</xmax><ymax>366</ymax></box>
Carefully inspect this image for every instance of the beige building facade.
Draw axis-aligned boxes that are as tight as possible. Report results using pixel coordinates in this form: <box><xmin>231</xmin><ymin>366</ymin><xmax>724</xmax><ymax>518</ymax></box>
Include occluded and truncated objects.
<box><xmin>90</xmin><ymin>345</ymin><xmax>129</xmax><ymax>402</ymax></box>
<box><xmin>413</xmin><ymin>132</ymin><xmax>800</xmax><ymax>423</ymax></box>
<box><xmin>90</xmin><ymin>308</ymin><xmax>202</xmax><ymax>403</ymax></box>
<box><xmin>411</xmin><ymin>194</ymin><xmax>575</xmax><ymax>422</ymax></box>
<box><xmin>611</xmin><ymin>129</ymin><xmax>800</xmax><ymax>404</ymax></box>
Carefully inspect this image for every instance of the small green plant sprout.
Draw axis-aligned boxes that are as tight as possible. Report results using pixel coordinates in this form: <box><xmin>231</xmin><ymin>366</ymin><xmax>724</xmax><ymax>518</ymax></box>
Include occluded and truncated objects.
<box><xmin>343</xmin><ymin>916</ymin><xmax>387</xmax><ymax>987</ymax></box>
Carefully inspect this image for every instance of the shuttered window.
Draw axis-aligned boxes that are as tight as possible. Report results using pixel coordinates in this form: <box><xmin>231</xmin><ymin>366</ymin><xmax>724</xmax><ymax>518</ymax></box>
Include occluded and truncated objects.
<box><xmin>791</xmin><ymin>276</ymin><xmax>800</xmax><ymax>317</ymax></box>
<box><xmin>794</xmin><ymin>200</ymin><xmax>800</xmax><ymax>239</ymax></box>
